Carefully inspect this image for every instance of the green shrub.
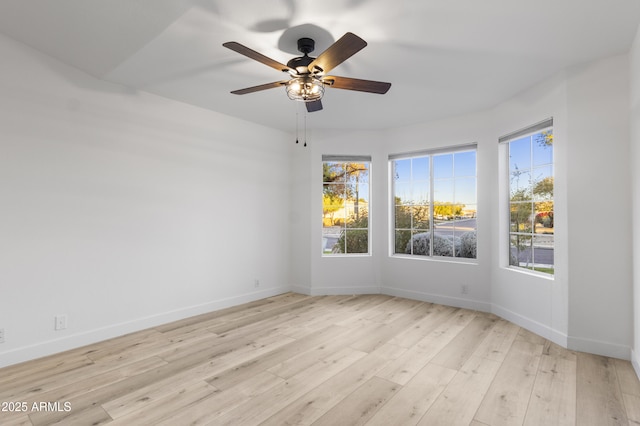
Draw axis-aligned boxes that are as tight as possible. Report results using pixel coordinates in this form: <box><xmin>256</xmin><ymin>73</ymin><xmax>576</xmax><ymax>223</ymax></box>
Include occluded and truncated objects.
<box><xmin>406</xmin><ymin>231</ymin><xmax>476</xmax><ymax>259</ymax></box>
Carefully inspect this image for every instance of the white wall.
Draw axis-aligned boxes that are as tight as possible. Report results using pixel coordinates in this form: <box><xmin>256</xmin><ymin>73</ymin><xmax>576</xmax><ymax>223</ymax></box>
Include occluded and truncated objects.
<box><xmin>564</xmin><ymin>55</ymin><xmax>633</xmax><ymax>358</ymax></box>
<box><xmin>291</xmin><ymin>129</ymin><xmax>386</xmax><ymax>295</ymax></box>
<box><xmin>2</xmin><ymin>27</ymin><xmax>638</xmax><ymax>369</ymax></box>
<box><xmin>491</xmin><ymin>54</ymin><xmax>634</xmax><ymax>358</ymax></box>
<box><xmin>0</xmin><ymin>34</ymin><xmax>292</xmax><ymax>368</ymax></box>
<box><xmin>297</xmin><ymin>75</ymin><xmax>569</xmax><ymax>338</ymax></box>
<box><xmin>292</xmin><ymin>124</ymin><xmax>491</xmax><ymax>303</ymax></box>
<box><xmin>381</xmin><ymin>114</ymin><xmax>494</xmax><ymax>312</ymax></box>
<box><xmin>378</xmin><ymin>73</ymin><xmax>571</xmax><ymax>343</ymax></box>
<box><xmin>491</xmin><ymin>72</ymin><xmax>570</xmax><ymax>347</ymax></box>
<box><xmin>290</xmin><ymin>133</ymin><xmax>313</xmax><ymax>294</ymax></box>
<box><xmin>296</xmin><ymin>53</ymin><xmax>634</xmax><ymax>360</ymax></box>
<box><xmin>630</xmin><ymin>25</ymin><xmax>640</xmax><ymax>375</ymax></box>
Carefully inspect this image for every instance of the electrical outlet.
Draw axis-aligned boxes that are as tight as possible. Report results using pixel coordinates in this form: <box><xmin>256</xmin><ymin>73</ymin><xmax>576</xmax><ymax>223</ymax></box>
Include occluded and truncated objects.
<box><xmin>254</xmin><ymin>279</ymin><xmax>260</xmax><ymax>288</ymax></box>
<box><xmin>55</xmin><ymin>315</ymin><xmax>67</xmax><ymax>331</ymax></box>
<box><xmin>0</xmin><ymin>328</ymin><xmax>5</xmax><ymax>343</ymax></box>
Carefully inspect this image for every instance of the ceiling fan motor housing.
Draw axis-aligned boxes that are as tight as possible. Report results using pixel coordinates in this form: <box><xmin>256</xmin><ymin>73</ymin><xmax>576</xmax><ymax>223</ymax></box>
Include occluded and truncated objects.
<box><xmin>287</xmin><ymin>55</ymin><xmax>313</xmax><ymax>73</ymax></box>
<box><xmin>287</xmin><ymin>38</ymin><xmax>316</xmax><ymax>74</ymax></box>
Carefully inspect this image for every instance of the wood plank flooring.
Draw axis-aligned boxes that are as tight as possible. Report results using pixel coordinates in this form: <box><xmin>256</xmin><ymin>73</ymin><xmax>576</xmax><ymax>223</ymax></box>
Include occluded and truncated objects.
<box><xmin>1</xmin><ymin>293</ymin><xmax>639</xmax><ymax>425</ymax></box>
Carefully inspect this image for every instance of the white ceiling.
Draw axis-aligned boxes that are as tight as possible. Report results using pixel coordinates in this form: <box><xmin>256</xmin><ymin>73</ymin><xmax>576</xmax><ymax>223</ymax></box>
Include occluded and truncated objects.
<box><xmin>1</xmin><ymin>0</ymin><xmax>639</xmax><ymax>131</ymax></box>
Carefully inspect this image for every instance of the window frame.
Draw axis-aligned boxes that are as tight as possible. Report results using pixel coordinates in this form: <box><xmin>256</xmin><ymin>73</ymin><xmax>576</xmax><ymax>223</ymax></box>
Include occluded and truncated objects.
<box><xmin>322</xmin><ymin>156</ymin><xmax>372</xmax><ymax>256</ymax></box>
<box><xmin>389</xmin><ymin>144</ymin><xmax>478</xmax><ymax>262</ymax></box>
<box><xmin>500</xmin><ymin>119</ymin><xmax>554</xmax><ymax>277</ymax></box>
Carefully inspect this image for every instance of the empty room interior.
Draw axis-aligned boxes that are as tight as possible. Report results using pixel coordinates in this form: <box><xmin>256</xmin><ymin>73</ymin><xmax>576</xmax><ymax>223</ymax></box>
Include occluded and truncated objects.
<box><xmin>2</xmin><ymin>1</ymin><xmax>640</xmax><ymax>425</ymax></box>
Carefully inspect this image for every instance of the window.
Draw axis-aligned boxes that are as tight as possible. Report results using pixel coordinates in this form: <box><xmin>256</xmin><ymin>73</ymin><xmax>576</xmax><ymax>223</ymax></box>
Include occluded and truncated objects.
<box><xmin>391</xmin><ymin>145</ymin><xmax>477</xmax><ymax>259</ymax></box>
<box><xmin>501</xmin><ymin>119</ymin><xmax>554</xmax><ymax>275</ymax></box>
<box><xmin>322</xmin><ymin>156</ymin><xmax>371</xmax><ymax>255</ymax></box>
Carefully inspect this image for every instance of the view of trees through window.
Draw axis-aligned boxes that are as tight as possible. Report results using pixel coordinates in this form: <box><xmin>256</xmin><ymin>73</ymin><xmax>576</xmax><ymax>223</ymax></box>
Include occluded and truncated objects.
<box><xmin>320</xmin><ymin>130</ymin><xmax>552</xmax><ymax>271</ymax></box>
<box><xmin>322</xmin><ymin>160</ymin><xmax>370</xmax><ymax>255</ymax></box>
<box><xmin>392</xmin><ymin>148</ymin><xmax>477</xmax><ymax>259</ymax></box>
<box><xmin>508</xmin><ymin>128</ymin><xmax>554</xmax><ymax>275</ymax></box>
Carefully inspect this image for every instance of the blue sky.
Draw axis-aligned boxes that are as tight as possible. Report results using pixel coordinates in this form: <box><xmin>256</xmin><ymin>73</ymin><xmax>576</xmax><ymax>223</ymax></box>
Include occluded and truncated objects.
<box><xmin>393</xmin><ymin>150</ymin><xmax>477</xmax><ymax>207</ymax></box>
<box><xmin>509</xmin><ymin>131</ymin><xmax>553</xmax><ymax>196</ymax></box>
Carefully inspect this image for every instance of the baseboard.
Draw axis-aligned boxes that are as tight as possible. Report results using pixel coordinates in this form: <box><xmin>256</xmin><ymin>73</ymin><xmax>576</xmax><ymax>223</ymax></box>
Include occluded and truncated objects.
<box><xmin>8</xmin><ymin>285</ymin><xmax>629</xmax><ymax>369</ymax></box>
<box><xmin>291</xmin><ymin>284</ymin><xmax>312</xmax><ymax>295</ymax></box>
<box><xmin>0</xmin><ymin>286</ymin><xmax>291</xmax><ymax>369</ymax></box>
<box><xmin>632</xmin><ymin>349</ymin><xmax>640</xmax><ymax>380</ymax></box>
<box><xmin>567</xmin><ymin>335</ymin><xmax>632</xmax><ymax>361</ymax></box>
<box><xmin>381</xmin><ymin>286</ymin><xmax>492</xmax><ymax>313</ymax></box>
<box><xmin>307</xmin><ymin>286</ymin><xmax>381</xmax><ymax>296</ymax></box>
<box><xmin>491</xmin><ymin>304</ymin><xmax>633</xmax><ymax>361</ymax></box>
<box><xmin>491</xmin><ymin>303</ymin><xmax>568</xmax><ymax>349</ymax></box>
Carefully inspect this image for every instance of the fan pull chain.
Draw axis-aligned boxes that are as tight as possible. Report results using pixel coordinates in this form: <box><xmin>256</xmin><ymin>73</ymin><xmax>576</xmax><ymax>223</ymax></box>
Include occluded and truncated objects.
<box><xmin>294</xmin><ymin>104</ymin><xmax>309</xmax><ymax>147</ymax></box>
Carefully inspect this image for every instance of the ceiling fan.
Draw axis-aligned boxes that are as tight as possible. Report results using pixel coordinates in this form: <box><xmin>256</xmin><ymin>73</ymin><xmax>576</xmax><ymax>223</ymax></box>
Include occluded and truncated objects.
<box><xmin>222</xmin><ymin>32</ymin><xmax>391</xmax><ymax>112</ymax></box>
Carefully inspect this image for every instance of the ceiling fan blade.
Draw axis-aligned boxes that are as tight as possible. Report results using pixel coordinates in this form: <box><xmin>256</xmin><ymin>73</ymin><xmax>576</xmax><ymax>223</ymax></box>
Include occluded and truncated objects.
<box><xmin>308</xmin><ymin>32</ymin><xmax>367</xmax><ymax>75</ymax></box>
<box><xmin>230</xmin><ymin>81</ymin><xmax>288</xmax><ymax>95</ymax></box>
<box><xmin>305</xmin><ymin>99</ymin><xmax>323</xmax><ymax>112</ymax></box>
<box><xmin>223</xmin><ymin>41</ymin><xmax>295</xmax><ymax>74</ymax></box>
<box><xmin>322</xmin><ymin>76</ymin><xmax>391</xmax><ymax>94</ymax></box>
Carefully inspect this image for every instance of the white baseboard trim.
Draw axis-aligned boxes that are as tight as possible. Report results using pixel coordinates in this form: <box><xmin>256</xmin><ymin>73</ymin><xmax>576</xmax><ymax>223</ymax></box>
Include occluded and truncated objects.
<box><xmin>307</xmin><ymin>286</ymin><xmax>381</xmax><ymax>296</ymax></box>
<box><xmin>631</xmin><ymin>349</ymin><xmax>640</xmax><ymax>380</ymax></box>
<box><xmin>379</xmin><ymin>294</ymin><xmax>630</xmax><ymax>361</ymax></box>
<box><xmin>296</xmin><ymin>287</ymin><xmax>633</xmax><ymax>361</ymax></box>
<box><xmin>491</xmin><ymin>303</ymin><xmax>568</xmax><ymax>349</ymax></box>
<box><xmin>4</xmin><ymin>285</ymin><xmax>631</xmax><ymax>369</ymax></box>
<box><xmin>291</xmin><ymin>285</ymin><xmax>312</xmax><ymax>295</ymax></box>
<box><xmin>485</xmin><ymin>303</ymin><xmax>632</xmax><ymax>360</ymax></box>
<box><xmin>0</xmin><ymin>286</ymin><xmax>291</xmax><ymax>369</ymax></box>
<box><xmin>567</xmin><ymin>335</ymin><xmax>632</xmax><ymax>361</ymax></box>
<box><xmin>380</xmin><ymin>286</ymin><xmax>492</xmax><ymax>313</ymax></box>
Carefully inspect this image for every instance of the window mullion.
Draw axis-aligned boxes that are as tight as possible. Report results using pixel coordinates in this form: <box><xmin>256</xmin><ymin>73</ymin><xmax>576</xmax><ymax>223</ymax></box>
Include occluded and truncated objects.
<box><xmin>504</xmin><ymin>125</ymin><xmax>554</xmax><ymax>275</ymax></box>
<box><xmin>322</xmin><ymin>159</ymin><xmax>370</xmax><ymax>256</ymax></box>
<box><xmin>429</xmin><ymin>155</ymin><xmax>435</xmax><ymax>257</ymax></box>
<box><xmin>390</xmin><ymin>146</ymin><xmax>476</xmax><ymax>260</ymax></box>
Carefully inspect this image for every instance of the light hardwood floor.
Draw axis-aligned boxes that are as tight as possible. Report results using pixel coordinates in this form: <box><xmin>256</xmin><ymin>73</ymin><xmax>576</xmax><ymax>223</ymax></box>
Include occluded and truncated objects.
<box><xmin>1</xmin><ymin>293</ymin><xmax>639</xmax><ymax>425</ymax></box>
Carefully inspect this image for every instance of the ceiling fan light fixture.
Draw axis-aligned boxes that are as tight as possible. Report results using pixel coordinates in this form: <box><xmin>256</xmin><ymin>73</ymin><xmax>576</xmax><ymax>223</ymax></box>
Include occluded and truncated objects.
<box><xmin>223</xmin><ymin>33</ymin><xmax>390</xmax><ymax>113</ymax></box>
<box><xmin>285</xmin><ymin>77</ymin><xmax>324</xmax><ymax>102</ymax></box>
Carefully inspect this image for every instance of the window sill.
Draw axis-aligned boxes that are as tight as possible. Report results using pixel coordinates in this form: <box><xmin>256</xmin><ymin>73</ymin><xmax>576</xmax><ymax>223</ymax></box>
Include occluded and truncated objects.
<box><xmin>390</xmin><ymin>254</ymin><xmax>478</xmax><ymax>266</ymax></box>
<box><xmin>322</xmin><ymin>253</ymin><xmax>372</xmax><ymax>258</ymax></box>
<box><xmin>503</xmin><ymin>266</ymin><xmax>555</xmax><ymax>280</ymax></box>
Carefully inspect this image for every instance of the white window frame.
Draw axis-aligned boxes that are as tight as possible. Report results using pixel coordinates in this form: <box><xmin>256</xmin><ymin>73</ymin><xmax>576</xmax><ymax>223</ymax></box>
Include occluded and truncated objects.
<box><xmin>389</xmin><ymin>144</ymin><xmax>477</xmax><ymax>262</ymax></box>
<box><xmin>322</xmin><ymin>155</ymin><xmax>372</xmax><ymax>256</ymax></box>
<box><xmin>500</xmin><ymin>118</ymin><xmax>554</xmax><ymax>277</ymax></box>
